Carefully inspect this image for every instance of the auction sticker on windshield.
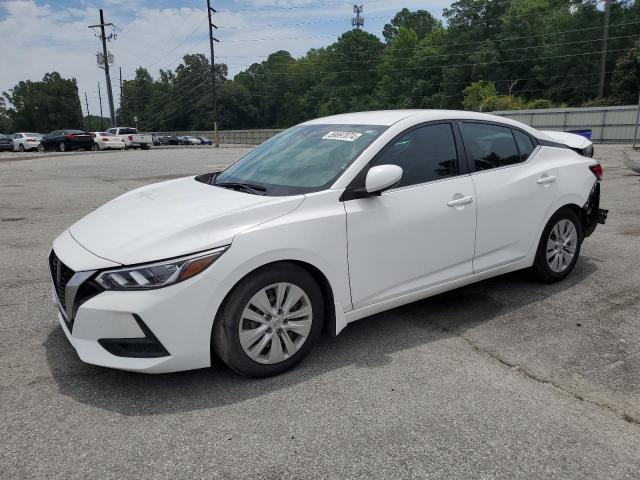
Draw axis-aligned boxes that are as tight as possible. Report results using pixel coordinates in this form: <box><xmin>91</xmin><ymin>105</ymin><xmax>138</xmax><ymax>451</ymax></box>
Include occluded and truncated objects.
<box><xmin>322</xmin><ymin>131</ymin><xmax>363</xmax><ymax>142</ymax></box>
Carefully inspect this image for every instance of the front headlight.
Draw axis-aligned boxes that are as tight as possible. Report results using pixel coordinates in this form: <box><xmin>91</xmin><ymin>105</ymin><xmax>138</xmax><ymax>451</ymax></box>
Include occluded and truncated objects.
<box><xmin>95</xmin><ymin>246</ymin><xmax>229</xmax><ymax>290</ymax></box>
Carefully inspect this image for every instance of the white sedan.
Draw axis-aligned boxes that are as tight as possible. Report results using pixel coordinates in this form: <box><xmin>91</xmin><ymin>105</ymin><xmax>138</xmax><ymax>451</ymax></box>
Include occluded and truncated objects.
<box><xmin>90</xmin><ymin>132</ymin><xmax>126</xmax><ymax>150</ymax></box>
<box><xmin>49</xmin><ymin>110</ymin><xmax>607</xmax><ymax>376</ymax></box>
<box><xmin>11</xmin><ymin>132</ymin><xmax>43</xmax><ymax>152</ymax></box>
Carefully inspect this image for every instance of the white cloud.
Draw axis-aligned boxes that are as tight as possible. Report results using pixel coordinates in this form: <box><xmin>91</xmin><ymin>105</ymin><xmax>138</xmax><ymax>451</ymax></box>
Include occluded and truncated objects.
<box><xmin>0</xmin><ymin>0</ymin><xmax>453</xmax><ymax>122</ymax></box>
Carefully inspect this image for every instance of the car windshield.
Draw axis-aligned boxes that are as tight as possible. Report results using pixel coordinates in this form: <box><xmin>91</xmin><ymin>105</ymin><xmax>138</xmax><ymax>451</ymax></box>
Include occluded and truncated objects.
<box><xmin>213</xmin><ymin>124</ymin><xmax>386</xmax><ymax>196</ymax></box>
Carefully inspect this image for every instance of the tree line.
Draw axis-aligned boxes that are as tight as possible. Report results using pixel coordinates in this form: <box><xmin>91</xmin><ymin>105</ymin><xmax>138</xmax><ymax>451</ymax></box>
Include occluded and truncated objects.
<box><xmin>2</xmin><ymin>1</ymin><xmax>640</xmax><ymax>133</ymax></box>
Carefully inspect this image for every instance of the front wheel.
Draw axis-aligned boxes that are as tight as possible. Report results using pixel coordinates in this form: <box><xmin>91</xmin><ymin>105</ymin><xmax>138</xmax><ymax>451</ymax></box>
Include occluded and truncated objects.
<box><xmin>531</xmin><ymin>207</ymin><xmax>583</xmax><ymax>283</ymax></box>
<box><xmin>58</xmin><ymin>141</ymin><xmax>66</xmax><ymax>152</ymax></box>
<box><xmin>18</xmin><ymin>144</ymin><xmax>25</xmax><ymax>152</ymax></box>
<box><xmin>37</xmin><ymin>143</ymin><xmax>44</xmax><ymax>152</ymax></box>
<box><xmin>213</xmin><ymin>264</ymin><xmax>324</xmax><ymax>377</ymax></box>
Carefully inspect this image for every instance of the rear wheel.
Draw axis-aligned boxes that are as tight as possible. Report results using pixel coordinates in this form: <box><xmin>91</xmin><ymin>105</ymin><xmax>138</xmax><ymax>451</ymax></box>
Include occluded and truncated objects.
<box><xmin>18</xmin><ymin>144</ymin><xmax>25</xmax><ymax>152</ymax></box>
<box><xmin>213</xmin><ymin>264</ymin><xmax>324</xmax><ymax>377</ymax></box>
<box><xmin>532</xmin><ymin>207</ymin><xmax>583</xmax><ymax>283</ymax></box>
<box><xmin>37</xmin><ymin>143</ymin><xmax>44</xmax><ymax>152</ymax></box>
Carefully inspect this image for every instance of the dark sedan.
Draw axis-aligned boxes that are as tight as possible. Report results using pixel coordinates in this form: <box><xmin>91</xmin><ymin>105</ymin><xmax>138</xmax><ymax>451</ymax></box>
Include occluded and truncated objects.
<box><xmin>0</xmin><ymin>134</ymin><xmax>13</xmax><ymax>151</ymax></box>
<box><xmin>39</xmin><ymin>130</ymin><xmax>93</xmax><ymax>152</ymax></box>
<box><xmin>155</xmin><ymin>135</ymin><xmax>181</xmax><ymax>145</ymax></box>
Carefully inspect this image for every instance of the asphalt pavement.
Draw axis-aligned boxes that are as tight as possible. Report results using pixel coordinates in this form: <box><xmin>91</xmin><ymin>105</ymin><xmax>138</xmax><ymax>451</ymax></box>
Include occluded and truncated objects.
<box><xmin>1</xmin><ymin>145</ymin><xmax>639</xmax><ymax>479</ymax></box>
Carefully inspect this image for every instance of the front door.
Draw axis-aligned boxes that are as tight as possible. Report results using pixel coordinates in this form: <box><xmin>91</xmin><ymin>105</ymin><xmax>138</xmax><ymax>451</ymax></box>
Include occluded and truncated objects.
<box><xmin>344</xmin><ymin>122</ymin><xmax>477</xmax><ymax>309</ymax></box>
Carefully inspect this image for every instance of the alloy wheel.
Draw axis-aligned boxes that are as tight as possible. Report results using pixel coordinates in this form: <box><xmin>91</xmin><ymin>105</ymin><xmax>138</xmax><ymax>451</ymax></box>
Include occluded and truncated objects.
<box><xmin>238</xmin><ymin>282</ymin><xmax>313</xmax><ymax>364</ymax></box>
<box><xmin>546</xmin><ymin>219</ymin><xmax>578</xmax><ymax>273</ymax></box>
<box><xmin>59</xmin><ymin>142</ymin><xmax>65</xmax><ymax>152</ymax></box>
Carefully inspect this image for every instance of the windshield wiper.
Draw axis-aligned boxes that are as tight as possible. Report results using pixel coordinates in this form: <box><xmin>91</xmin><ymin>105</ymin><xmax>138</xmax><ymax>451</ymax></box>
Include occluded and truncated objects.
<box><xmin>215</xmin><ymin>182</ymin><xmax>267</xmax><ymax>195</ymax></box>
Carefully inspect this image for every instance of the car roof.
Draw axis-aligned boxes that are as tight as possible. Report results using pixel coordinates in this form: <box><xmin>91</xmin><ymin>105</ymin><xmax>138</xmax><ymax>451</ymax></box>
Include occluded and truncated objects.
<box><xmin>301</xmin><ymin>109</ymin><xmax>554</xmax><ymax>141</ymax></box>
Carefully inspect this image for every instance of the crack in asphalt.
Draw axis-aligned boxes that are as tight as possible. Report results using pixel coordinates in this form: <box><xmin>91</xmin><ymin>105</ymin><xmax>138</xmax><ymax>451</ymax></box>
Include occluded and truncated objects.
<box><xmin>452</xmin><ymin>330</ymin><xmax>640</xmax><ymax>427</ymax></box>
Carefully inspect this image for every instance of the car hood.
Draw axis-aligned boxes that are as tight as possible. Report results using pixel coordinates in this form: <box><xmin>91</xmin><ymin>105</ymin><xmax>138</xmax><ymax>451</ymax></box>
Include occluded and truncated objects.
<box><xmin>69</xmin><ymin>176</ymin><xmax>305</xmax><ymax>265</ymax></box>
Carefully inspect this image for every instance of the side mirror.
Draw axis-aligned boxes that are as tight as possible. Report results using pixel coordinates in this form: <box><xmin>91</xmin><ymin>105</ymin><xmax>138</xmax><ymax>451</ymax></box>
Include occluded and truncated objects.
<box><xmin>365</xmin><ymin>164</ymin><xmax>403</xmax><ymax>195</ymax></box>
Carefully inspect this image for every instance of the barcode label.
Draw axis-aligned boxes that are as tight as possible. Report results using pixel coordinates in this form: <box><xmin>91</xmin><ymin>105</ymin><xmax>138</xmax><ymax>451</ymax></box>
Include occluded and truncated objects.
<box><xmin>322</xmin><ymin>131</ymin><xmax>363</xmax><ymax>142</ymax></box>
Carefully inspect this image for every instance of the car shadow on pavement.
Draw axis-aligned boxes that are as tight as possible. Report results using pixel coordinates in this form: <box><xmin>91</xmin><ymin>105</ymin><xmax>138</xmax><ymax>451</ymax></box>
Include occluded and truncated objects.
<box><xmin>43</xmin><ymin>259</ymin><xmax>597</xmax><ymax>416</ymax></box>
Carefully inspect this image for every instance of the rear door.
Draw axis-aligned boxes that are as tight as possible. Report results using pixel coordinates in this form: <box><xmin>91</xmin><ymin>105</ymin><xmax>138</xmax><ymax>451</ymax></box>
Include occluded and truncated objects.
<box><xmin>344</xmin><ymin>122</ymin><xmax>477</xmax><ymax>309</ymax></box>
<box><xmin>459</xmin><ymin>122</ymin><xmax>558</xmax><ymax>272</ymax></box>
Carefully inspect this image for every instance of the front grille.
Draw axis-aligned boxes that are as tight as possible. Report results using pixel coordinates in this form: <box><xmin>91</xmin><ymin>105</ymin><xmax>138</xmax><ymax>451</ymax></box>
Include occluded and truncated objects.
<box><xmin>49</xmin><ymin>250</ymin><xmax>75</xmax><ymax>313</ymax></box>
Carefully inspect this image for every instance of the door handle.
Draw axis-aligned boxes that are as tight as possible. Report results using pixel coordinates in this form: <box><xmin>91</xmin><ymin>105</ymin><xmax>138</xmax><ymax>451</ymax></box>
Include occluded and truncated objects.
<box><xmin>447</xmin><ymin>196</ymin><xmax>474</xmax><ymax>207</ymax></box>
<box><xmin>536</xmin><ymin>175</ymin><xmax>556</xmax><ymax>185</ymax></box>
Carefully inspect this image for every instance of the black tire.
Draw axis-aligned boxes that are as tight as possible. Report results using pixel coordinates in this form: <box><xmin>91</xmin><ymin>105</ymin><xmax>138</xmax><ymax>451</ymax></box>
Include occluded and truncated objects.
<box><xmin>37</xmin><ymin>143</ymin><xmax>44</xmax><ymax>152</ymax></box>
<box><xmin>213</xmin><ymin>263</ymin><xmax>324</xmax><ymax>377</ymax></box>
<box><xmin>18</xmin><ymin>144</ymin><xmax>25</xmax><ymax>152</ymax></box>
<box><xmin>58</xmin><ymin>141</ymin><xmax>66</xmax><ymax>152</ymax></box>
<box><xmin>531</xmin><ymin>207</ymin><xmax>583</xmax><ymax>283</ymax></box>
<box><xmin>92</xmin><ymin>143</ymin><xmax>99</xmax><ymax>151</ymax></box>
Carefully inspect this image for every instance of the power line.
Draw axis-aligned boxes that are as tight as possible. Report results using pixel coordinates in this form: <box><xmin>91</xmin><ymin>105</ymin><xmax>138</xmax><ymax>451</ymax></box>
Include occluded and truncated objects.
<box><xmin>215</xmin><ymin>20</ymin><xmax>640</xmax><ymax>58</ymax></box>
<box><xmin>223</xmin><ymin>34</ymin><xmax>640</xmax><ymax>70</ymax></box>
<box><xmin>231</xmin><ymin>47</ymin><xmax>635</xmax><ymax>77</ymax></box>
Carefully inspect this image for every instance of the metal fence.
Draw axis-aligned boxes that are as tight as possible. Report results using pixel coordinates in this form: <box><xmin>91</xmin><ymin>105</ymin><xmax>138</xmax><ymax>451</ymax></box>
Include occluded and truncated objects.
<box><xmin>492</xmin><ymin>105</ymin><xmax>640</xmax><ymax>144</ymax></box>
<box><xmin>147</xmin><ymin>105</ymin><xmax>640</xmax><ymax>145</ymax></box>
<box><xmin>148</xmin><ymin>129</ymin><xmax>284</xmax><ymax>145</ymax></box>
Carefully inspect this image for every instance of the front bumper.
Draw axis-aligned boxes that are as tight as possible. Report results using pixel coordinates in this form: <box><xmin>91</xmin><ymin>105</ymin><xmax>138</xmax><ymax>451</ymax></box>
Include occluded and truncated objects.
<box><xmin>49</xmin><ymin>233</ymin><xmax>226</xmax><ymax>373</ymax></box>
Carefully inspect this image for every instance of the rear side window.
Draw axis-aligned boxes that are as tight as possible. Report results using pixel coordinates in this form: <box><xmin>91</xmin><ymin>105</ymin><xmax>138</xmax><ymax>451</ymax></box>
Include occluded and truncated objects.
<box><xmin>372</xmin><ymin>123</ymin><xmax>459</xmax><ymax>188</ymax></box>
<box><xmin>513</xmin><ymin>130</ymin><xmax>535</xmax><ymax>161</ymax></box>
<box><xmin>461</xmin><ymin>123</ymin><xmax>520</xmax><ymax>171</ymax></box>
<box><xmin>119</xmin><ymin>128</ymin><xmax>137</xmax><ymax>134</ymax></box>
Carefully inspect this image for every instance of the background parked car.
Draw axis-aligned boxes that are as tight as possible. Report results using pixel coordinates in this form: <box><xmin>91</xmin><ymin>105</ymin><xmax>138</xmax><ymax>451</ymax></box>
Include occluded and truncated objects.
<box><xmin>198</xmin><ymin>136</ymin><xmax>213</xmax><ymax>145</ymax></box>
<box><xmin>0</xmin><ymin>134</ymin><xmax>13</xmax><ymax>151</ymax></box>
<box><xmin>185</xmin><ymin>136</ymin><xmax>202</xmax><ymax>145</ymax></box>
<box><xmin>39</xmin><ymin>130</ymin><xmax>93</xmax><ymax>152</ymax></box>
<box><xmin>176</xmin><ymin>136</ymin><xmax>190</xmax><ymax>145</ymax></box>
<box><xmin>91</xmin><ymin>132</ymin><xmax>126</xmax><ymax>151</ymax></box>
<box><xmin>154</xmin><ymin>135</ymin><xmax>181</xmax><ymax>145</ymax></box>
<box><xmin>11</xmin><ymin>132</ymin><xmax>43</xmax><ymax>152</ymax></box>
<box><xmin>105</xmin><ymin>127</ymin><xmax>153</xmax><ymax>150</ymax></box>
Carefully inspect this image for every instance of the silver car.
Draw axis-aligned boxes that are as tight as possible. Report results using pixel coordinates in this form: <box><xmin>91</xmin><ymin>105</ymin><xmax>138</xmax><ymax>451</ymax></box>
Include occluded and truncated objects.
<box><xmin>12</xmin><ymin>132</ymin><xmax>44</xmax><ymax>152</ymax></box>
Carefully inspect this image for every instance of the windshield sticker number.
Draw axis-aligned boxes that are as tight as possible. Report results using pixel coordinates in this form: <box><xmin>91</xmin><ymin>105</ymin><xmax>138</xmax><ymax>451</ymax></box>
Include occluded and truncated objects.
<box><xmin>322</xmin><ymin>131</ymin><xmax>363</xmax><ymax>142</ymax></box>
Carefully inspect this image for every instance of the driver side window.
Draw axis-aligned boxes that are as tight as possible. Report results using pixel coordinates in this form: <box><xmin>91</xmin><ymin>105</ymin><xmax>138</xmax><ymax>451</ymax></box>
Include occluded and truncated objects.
<box><xmin>372</xmin><ymin>123</ymin><xmax>459</xmax><ymax>189</ymax></box>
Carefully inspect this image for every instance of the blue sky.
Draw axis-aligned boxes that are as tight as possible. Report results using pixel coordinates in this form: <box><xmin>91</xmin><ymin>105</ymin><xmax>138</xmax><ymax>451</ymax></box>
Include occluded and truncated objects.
<box><xmin>0</xmin><ymin>0</ymin><xmax>453</xmax><ymax>116</ymax></box>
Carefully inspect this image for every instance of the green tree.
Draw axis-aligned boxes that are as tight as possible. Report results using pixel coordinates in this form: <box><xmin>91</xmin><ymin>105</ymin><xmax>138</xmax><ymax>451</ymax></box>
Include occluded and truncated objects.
<box><xmin>611</xmin><ymin>39</ymin><xmax>640</xmax><ymax>104</ymax></box>
<box><xmin>4</xmin><ymin>72</ymin><xmax>83</xmax><ymax>132</ymax></box>
<box><xmin>382</xmin><ymin>8</ymin><xmax>441</xmax><ymax>45</ymax></box>
<box><xmin>0</xmin><ymin>97</ymin><xmax>12</xmax><ymax>133</ymax></box>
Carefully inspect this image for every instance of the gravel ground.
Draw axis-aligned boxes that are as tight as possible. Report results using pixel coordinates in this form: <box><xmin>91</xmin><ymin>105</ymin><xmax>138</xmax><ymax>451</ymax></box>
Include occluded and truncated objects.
<box><xmin>1</xmin><ymin>145</ymin><xmax>639</xmax><ymax>479</ymax></box>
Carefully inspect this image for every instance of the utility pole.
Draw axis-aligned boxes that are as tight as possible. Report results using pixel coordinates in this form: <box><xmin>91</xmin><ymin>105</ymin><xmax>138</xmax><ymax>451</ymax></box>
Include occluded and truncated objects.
<box><xmin>119</xmin><ymin>66</ymin><xmax>124</xmax><ymax>127</ymax></box>
<box><xmin>207</xmin><ymin>0</ymin><xmax>220</xmax><ymax>147</ymax></box>
<box><xmin>84</xmin><ymin>92</ymin><xmax>92</xmax><ymax>131</ymax></box>
<box><xmin>598</xmin><ymin>0</ymin><xmax>611</xmax><ymax>98</ymax></box>
<box><xmin>352</xmin><ymin>5</ymin><xmax>364</xmax><ymax>29</ymax></box>
<box><xmin>97</xmin><ymin>82</ymin><xmax>104</xmax><ymax>131</ymax></box>
<box><xmin>633</xmin><ymin>54</ymin><xmax>640</xmax><ymax>149</ymax></box>
<box><xmin>89</xmin><ymin>10</ymin><xmax>116</xmax><ymax>125</ymax></box>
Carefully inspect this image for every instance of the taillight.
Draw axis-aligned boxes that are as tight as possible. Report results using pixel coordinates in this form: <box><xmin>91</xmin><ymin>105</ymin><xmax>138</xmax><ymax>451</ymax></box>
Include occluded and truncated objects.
<box><xmin>102</xmin><ymin>137</ymin><xmax>109</xmax><ymax>141</ymax></box>
<box><xmin>128</xmin><ymin>135</ymin><xmax>133</xmax><ymax>141</ymax></box>
<box><xmin>65</xmin><ymin>134</ymin><xmax>77</xmax><ymax>139</ymax></box>
<box><xmin>589</xmin><ymin>163</ymin><xmax>603</xmax><ymax>181</ymax></box>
